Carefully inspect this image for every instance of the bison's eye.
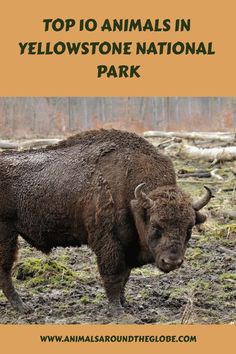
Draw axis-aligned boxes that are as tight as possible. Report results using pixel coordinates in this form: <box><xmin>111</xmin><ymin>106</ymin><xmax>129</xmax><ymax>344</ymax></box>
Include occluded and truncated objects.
<box><xmin>149</xmin><ymin>226</ymin><xmax>162</xmax><ymax>247</ymax></box>
<box><xmin>186</xmin><ymin>228</ymin><xmax>192</xmax><ymax>242</ymax></box>
<box><xmin>153</xmin><ymin>228</ymin><xmax>162</xmax><ymax>239</ymax></box>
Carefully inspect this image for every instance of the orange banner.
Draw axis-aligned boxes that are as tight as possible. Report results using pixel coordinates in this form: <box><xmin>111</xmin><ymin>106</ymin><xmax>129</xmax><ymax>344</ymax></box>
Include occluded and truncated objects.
<box><xmin>0</xmin><ymin>0</ymin><xmax>235</xmax><ymax>96</ymax></box>
<box><xmin>0</xmin><ymin>324</ymin><xmax>235</xmax><ymax>354</ymax></box>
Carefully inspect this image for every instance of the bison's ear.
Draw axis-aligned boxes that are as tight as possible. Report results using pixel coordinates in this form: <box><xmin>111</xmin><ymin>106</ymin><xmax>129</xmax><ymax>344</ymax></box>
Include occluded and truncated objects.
<box><xmin>130</xmin><ymin>200</ymin><xmax>148</xmax><ymax>243</ymax></box>
<box><xmin>131</xmin><ymin>200</ymin><xmax>153</xmax><ymax>260</ymax></box>
<box><xmin>195</xmin><ymin>211</ymin><xmax>207</xmax><ymax>225</ymax></box>
<box><xmin>130</xmin><ymin>200</ymin><xmax>147</xmax><ymax>225</ymax></box>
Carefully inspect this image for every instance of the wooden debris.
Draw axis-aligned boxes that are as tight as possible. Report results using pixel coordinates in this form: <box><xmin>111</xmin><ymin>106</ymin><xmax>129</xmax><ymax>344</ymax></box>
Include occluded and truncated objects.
<box><xmin>219</xmin><ymin>246</ymin><xmax>236</xmax><ymax>257</ymax></box>
<box><xmin>221</xmin><ymin>210</ymin><xmax>236</xmax><ymax>220</ymax></box>
<box><xmin>178</xmin><ymin>170</ymin><xmax>211</xmax><ymax>178</ymax></box>
<box><xmin>144</xmin><ymin>131</ymin><xmax>236</xmax><ymax>143</ymax></box>
<box><xmin>181</xmin><ymin>297</ymin><xmax>194</xmax><ymax>324</ymax></box>
<box><xmin>220</xmin><ymin>188</ymin><xmax>235</xmax><ymax>192</ymax></box>
<box><xmin>0</xmin><ymin>139</ymin><xmax>61</xmax><ymax>150</ymax></box>
<box><xmin>178</xmin><ymin>168</ymin><xmax>223</xmax><ymax>180</ymax></box>
<box><xmin>0</xmin><ymin>140</ymin><xmax>18</xmax><ymax>149</ymax></box>
<box><xmin>19</xmin><ymin>139</ymin><xmax>61</xmax><ymax>150</ymax></box>
<box><xmin>178</xmin><ymin>180</ymin><xmax>224</xmax><ymax>184</ymax></box>
<box><xmin>210</xmin><ymin>169</ymin><xmax>224</xmax><ymax>180</ymax></box>
<box><xmin>180</xmin><ymin>145</ymin><xmax>236</xmax><ymax>162</ymax></box>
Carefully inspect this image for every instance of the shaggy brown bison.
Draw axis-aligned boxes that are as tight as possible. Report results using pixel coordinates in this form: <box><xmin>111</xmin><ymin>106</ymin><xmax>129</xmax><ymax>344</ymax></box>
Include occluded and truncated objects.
<box><xmin>0</xmin><ymin>129</ymin><xmax>212</xmax><ymax>315</ymax></box>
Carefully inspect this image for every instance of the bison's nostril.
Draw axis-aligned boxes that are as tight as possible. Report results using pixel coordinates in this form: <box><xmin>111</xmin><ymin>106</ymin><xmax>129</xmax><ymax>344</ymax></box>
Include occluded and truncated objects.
<box><xmin>161</xmin><ymin>258</ymin><xmax>169</xmax><ymax>265</ymax></box>
<box><xmin>161</xmin><ymin>257</ymin><xmax>183</xmax><ymax>266</ymax></box>
<box><xmin>176</xmin><ymin>258</ymin><xmax>183</xmax><ymax>266</ymax></box>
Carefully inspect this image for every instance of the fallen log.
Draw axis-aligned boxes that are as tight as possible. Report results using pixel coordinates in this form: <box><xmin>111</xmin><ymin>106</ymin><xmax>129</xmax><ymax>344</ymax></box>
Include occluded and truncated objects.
<box><xmin>221</xmin><ymin>188</ymin><xmax>236</xmax><ymax>192</ymax></box>
<box><xmin>219</xmin><ymin>246</ymin><xmax>236</xmax><ymax>257</ymax></box>
<box><xmin>180</xmin><ymin>145</ymin><xmax>236</xmax><ymax>162</ymax></box>
<box><xmin>178</xmin><ymin>170</ymin><xmax>211</xmax><ymax>178</ymax></box>
<box><xmin>144</xmin><ymin>131</ymin><xmax>236</xmax><ymax>143</ymax></box>
<box><xmin>177</xmin><ymin>168</ymin><xmax>224</xmax><ymax>180</ymax></box>
<box><xmin>0</xmin><ymin>140</ymin><xmax>18</xmax><ymax>149</ymax></box>
<box><xmin>221</xmin><ymin>210</ymin><xmax>236</xmax><ymax>220</ymax></box>
<box><xmin>19</xmin><ymin>139</ymin><xmax>61</xmax><ymax>149</ymax></box>
<box><xmin>0</xmin><ymin>139</ymin><xmax>61</xmax><ymax>150</ymax></box>
<box><xmin>178</xmin><ymin>180</ymin><xmax>224</xmax><ymax>184</ymax></box>
<box><xmin>210</xmin><ymin>169</ymin><xmax>224</xmax><ymax>180</ymax></box>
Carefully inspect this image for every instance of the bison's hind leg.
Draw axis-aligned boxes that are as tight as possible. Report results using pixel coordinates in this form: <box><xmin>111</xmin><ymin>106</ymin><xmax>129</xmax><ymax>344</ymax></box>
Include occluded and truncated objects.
<box><xmin>0</xmin><ymin>222</ymin><xmax>29</xmax><ymax>313</ymax></box>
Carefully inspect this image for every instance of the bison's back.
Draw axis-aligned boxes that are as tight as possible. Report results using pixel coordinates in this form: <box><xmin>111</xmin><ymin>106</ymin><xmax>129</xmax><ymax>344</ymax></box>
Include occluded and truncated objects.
<box><xmin>2</xmin><ymin>129</ymin><xmax>176</xmax><ymax>227</ymax></box>
<box><xmin>0</xmin><ymin>129</ymin><xmax>176</xmax><ymax>251</ymax></box>
<box><xmin>52</xmin><ymin>128</ymin><xmax>177</xmax><ymax>196</ymax></box>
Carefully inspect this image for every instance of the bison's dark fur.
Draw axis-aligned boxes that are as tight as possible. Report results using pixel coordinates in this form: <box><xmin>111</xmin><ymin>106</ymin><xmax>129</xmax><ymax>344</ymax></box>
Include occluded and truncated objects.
<box><xmin>0</xmin><ymin>129</ymin><xmax>212</xmax><ymax>315</ymax></box>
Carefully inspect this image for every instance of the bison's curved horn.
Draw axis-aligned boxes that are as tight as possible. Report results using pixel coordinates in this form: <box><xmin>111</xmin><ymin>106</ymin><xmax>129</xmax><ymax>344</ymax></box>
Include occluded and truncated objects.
<box><xmin>192</xmin><ymin>186</ymin><xmax>213</xmax><ymax>211</ymax></box>
<box><xmin>134</xmin><ymin>183</ymin><xmax>154</xmax><ymax>209</ymax></box>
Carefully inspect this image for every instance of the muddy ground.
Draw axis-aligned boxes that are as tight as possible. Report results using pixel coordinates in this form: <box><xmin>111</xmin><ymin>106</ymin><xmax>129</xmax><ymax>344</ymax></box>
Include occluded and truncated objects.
<box><xmin>0</xmin><ymin>137</ymin><xmax>235</xmax><ymax>324</ymax></box>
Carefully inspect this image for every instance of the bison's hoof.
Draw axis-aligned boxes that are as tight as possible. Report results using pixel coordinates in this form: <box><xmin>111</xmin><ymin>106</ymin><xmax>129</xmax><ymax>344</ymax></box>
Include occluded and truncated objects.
<box><xmin>19</xmin><ymin>303</ymin><xmax>33</xmax><ymax>314</ymax></box>
<box><xmin>108</xmin><ymin>304</ymin><xmax>125</xmax><ymax>317</ymax></box>
<box><xmin>111</xmin><ymin>313</ymin><xmax>142</xmax><ymax>324</ymax></box>
<box><xmin>120</xmin><ymin>298</ymin><xmax>130</xmax><ymax>308</ymax></box>
<box><xmin>11</xmin><ymin>298</ymin><xmax>33</xmax><ymax>314</ymax></box>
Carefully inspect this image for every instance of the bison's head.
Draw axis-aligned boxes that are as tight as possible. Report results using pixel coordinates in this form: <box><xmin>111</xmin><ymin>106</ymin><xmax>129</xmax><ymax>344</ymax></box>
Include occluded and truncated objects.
<box><xmin>131</xmin><ymin>183</ymin><xmax>212</xmax><ymax>273</ymax></box>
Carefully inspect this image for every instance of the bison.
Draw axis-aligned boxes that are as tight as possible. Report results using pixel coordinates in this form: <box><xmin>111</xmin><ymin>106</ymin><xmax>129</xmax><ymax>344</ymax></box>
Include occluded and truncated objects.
<box><xmin>0</xmin><ymin>129</ymin><xmax>212</xmax><ymax>316</ymax></box>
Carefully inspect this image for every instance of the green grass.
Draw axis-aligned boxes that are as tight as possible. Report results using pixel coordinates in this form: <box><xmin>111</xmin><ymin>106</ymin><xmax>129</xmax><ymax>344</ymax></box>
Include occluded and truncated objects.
<box><xmin>13</xmin><ymin>257</ymin><xmax>77</xmax><ymax>287</ymax></box>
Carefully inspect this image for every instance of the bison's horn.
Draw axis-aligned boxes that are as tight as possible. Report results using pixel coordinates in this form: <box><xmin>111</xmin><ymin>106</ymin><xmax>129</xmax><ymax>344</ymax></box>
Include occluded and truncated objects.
<box><xmin>134</xmin><ymin>183</ymin><xmax>154</xmax><ymax>209</ymax></box>
<box><xmin>192</xmin><ymin>186</ymin><xmax>213</xmax><ymax>211</ymax></box>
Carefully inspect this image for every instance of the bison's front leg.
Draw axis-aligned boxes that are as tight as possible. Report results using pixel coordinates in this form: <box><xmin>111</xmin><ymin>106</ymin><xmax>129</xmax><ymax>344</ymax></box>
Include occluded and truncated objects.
<box><xmin>120</xmin><ymin>269</ymin><xmax>131</xmax><ymax>307</ymax></box>
<box><xmin>94</xmin><ymin>238</ymin><xmax>129</xmax><ymax>316</ymax></box>
<box><xmin>0</xmin><ymin>222</ymin><xmax>29</xmax><ymax>313</ymax></box>
<box><xmin>101</xmin><ymin>270</ymin><xmax>130</xmax><ymax>316</ymax></box>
